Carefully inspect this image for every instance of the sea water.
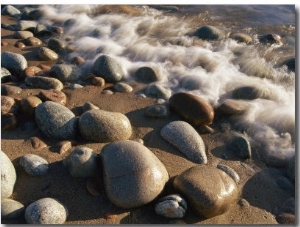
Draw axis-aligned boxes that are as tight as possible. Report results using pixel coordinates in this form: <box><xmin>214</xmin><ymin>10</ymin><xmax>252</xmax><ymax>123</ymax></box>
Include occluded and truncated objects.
<box><xmin>28</xmin><ymin>5</ymin><xmax>296</xmax><ymax>164</ymax></box>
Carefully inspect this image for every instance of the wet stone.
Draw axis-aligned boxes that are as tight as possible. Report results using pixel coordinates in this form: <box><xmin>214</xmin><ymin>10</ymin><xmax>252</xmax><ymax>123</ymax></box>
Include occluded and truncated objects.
<box><xmin>13</xmin><ymin>31</ymin><xmax>34</xmax><ymax>39</ymax></box>
<box><xmin>92</xmin><ymin>77</ymin><xmax>105</xmax><ymax>87</ymax></box>
<box><xmin>38</xmin><ymin>47</ymin><xmax>59</xmax><ymax>61</ymax></box>
<box><xmin>229</xmin><ymin>32</ymin><xmax>252</xmax><ymax>44</ymax></box>
<box><xmin>145</xmin><ymin>104</ymin><xmax>169</xmax><ymax>118</ymax></box>
<box><xmin>48</xmin><ymin>38</ymin><xmax>66</xmax><ymax>53</ymax></box>
<box><xmin>134</xmin><ymin>66</ymin><xmax>161</xmax><ymax>83</ymax></box>
<box><xmin>39</xmin><ymin>89</ymin><xmax>67</xmax><ymax>105</ymax></box>
<box><xmin>161</xmin><ymin>121</ymin><xmax>207</xmax><ymax>164</ymax></box>
<box><xmin>194</xmin><ymin>25</ymin><xmax>225</xmax><ymax>40</ymax></box>
<box><xmin>1</xmin><ymin>199</ymin><xmax>25</xmax><ymax>219</ymax></box>
<box><xmin>155</xmin><ymin>194</ymin><xmax>187</xmax><ymax>218</ymax></box>
<box><xmin>34</xmin><ymin>24</ymin><xmax>51</xmax><ymax>36</ymax></box>
<box><xmin>1</xmin><ymin>113</ymin><xmax>18</xmax><ymax>131</ymax></box>
<box><xmin>262</xmin><ymin>148</ymin><xmax>294</xmax><ymax>167</ymax></box>
<box><xmin>216</xmin><ymin>99</ymin><xmax>250</xmax><ymax>116</ymax></box>
<box><xmin>72</xmin><ymin>56</ymin><xmax>85</xmax><ymax>65</ymax></box>
<box><xmin>50</xmin><ymin>64</ymin><xmax>82</xmax><ymax>82</ymax></box>
<box><xmin>25</xmin><ymin>76</ymin><xmax>64</xmax><ymax>91</ymax></box>
<box><xmin>114</xmin><ymin>82</ymin><xmax>133</xmax><ymax>93</ymax></box>
<box><xmin>217</xmin><ymin>164</ymin><xmax>240</xmax><ymax>184</ymax></box>
<box><xmin>25</xmin><ymin>198</ymin><xmax>68</xmax><ymax>224</ymax></box>
<box><xmin>1</xmin><ymin>96</ymin><xmax>18</xmax><ymax>115</ymax></box>
<box><xmin>24</xmin><ymin>66</ymin><xmax>43</xmax><ymax>77</ymax></box>
<box><xmin>281</xmin><ymin>57</ymin><xmax>295</xmax><ymax>72</ymax></box>
<box><xmin>1</xmin><ymin>151</ymin><xmax>17</xmax><ymax>199</ymax></box>
<box><xmin>63</xmin><ymin>147</ymin><xmax>98</xmax><ymax>177</ymax></box>
<box><xmin>17</xmin><ymin>20</ymin><xmax>38</xmax><ymax>31</ymax></box>
<box><xmin>1</xmin><ymin>5</ymin><xmax>21</xmax><ymax>16</ymax></box>
<box><xmin>146</xmin><ymin>84</ymin><xmax>171</xmax><ymax>100</ymax></box>
<box><xmin>232</xmin><ymin>85</ymin><xmax>279</xmax><ymax>101</ymax></box>
<box><xmin>227</xmin><ymin>133</ymin><xmax>252</xmax><ymax>159</ymax></box>
<box><xmin>20</xmin><ymin>96</ymin><xmax>42</xmax><ymax>116</ymax></box>
<box><xmin>14</xmin><ymin>41</ymin><xmax>26</xmax><ymax>49</ymax></box>
<box><xmin>259</xmin><ymin>34</ymin><xmax>282</xmax><ymax>45</ymax></box>
<box><xmin>1</xmin><ymin>51</ymin><xmax>28</xmax><ymax>75</ymax></box>
<box><xmin>19</xmin><ymin>154</ymin><xmax>49</xmax><ymax>176</ymax></box>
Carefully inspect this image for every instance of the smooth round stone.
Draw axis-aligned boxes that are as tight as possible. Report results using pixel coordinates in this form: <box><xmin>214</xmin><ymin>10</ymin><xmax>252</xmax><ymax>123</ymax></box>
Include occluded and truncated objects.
<box><xmin>48</xmin><ymin>38</ymin><xmax>66</xmax><ymax>53</ymax></box>
<box><xmin>20</xmin><ymin>96</ymin><xmax>42</xmax><ymax>116</ymax></box>
<box><xmin>194</xmin><ymin>25</ymin><xmax>225</xmax><ymax>40</ymax></box>
<box><xmin>14</xmin><ymin>41</ymin><xmax>26</xmax><ymax>49</ymax></box>
<box><xmin>169</xmin><ymin>92</ymin><xmax>214</xmax><ymax>127</ymax></box>
<box><xmin>25</xmin><ymin>76</ymin><xmax>64</xmax><ymax>91</ymax></box>
<box><xmin>38</xmin><ymin>47</ymin><xmax>59</xmax><ymax>61</ymax></box>
<box><xmin>1</xmin><ymin>151</ymin><xmax>17</xmax><ymax>199</ymax></box>
<box><xmin>34</xmin><ymin>24</ymin><xmax>51</xmax><ymax>36</ymax></box>
<box><xmin>100</xmin><ymin>140</ymin><xmax>169</xmax><ymax>209</ymax></box>
<box><xmin>25</xmin><ymin>198</ymin><xmax>68</xmax><ymax>224</ymax></box>
<box><xmin>134</xmin><ymin>66</ymin><xmax>161</xmax><ymax>83</ymax></box>
<box><xmin>161</xmin><ymin>121</ymin><xmax>207</xmax><ymax>164</ymax></box>
<box><xmin>217</xmin><ymin>164</ymin><xmax>240</xmax><ymax>184</ymax></box>
<box><xmin>227</xmin><ymin>133</ymin><xmax>252</xmax><ymax>159</ymax></box>
<box><xmin>146</xmin><ymin>84</ymin><xmax>171</xmax><ymax>100</ymax></box>
<box><xmin>1</xmin><ymin>96</ymin><xmax>18</xmax><ymax>115</ymax></box>
<box><xmin>39</xmin><ymin>89</ymin><xmax>67</xmax><ymax>105</ymax></box>
<box><xmin>82</xmin><ymin>102</ymin><xmax>100</xmax><ymax>112</ymax></box>
<box><xmin>114</xmin><ymin>82</ymin><xmax>133</xmax><ymax>93</ymax></box>
<box><xmin>1</xmin><ymin>113</ymin><xmax>18</xmax><ymax>130</ymax></box>
<box><xmin>1</xmin><ymin>5</ymin><xmax>21</xmax><ymax>16</ymax></box>
<box><xmin>71</xmin><ymin>56</ymin><xmax>85</xmax><ymax>65</ymax></box>
<box><xmin>17</xmin><ymin>20</ymin><xmax>38</xmax><ymax>31</ymax></box>
<box><xmin>1</xmin><ymin>198</ymin><xmax>25</xmax><ymax>219</ymax></box>
<box><xmin>79</xmin><ymin>109</ymin><xmax>132</xmax><ymax>143</ymax></box>
<box><xmin>92</xmin><ymin>77</ymin><xmax>105</xmax><ymax>87</ymax></box>
<box><xmin>145</xmin><ymin>104</ymin><xmax>169</xmax><ymax>118</ymax></box>
<box><xmin>229</xmin><ymin>32</ymin><xmax>252</xmax><ymax>44</ymax></box>
<box><xmin>259</xmin><ymin>34</ymin><xmax>282</xmax><ymax>45</ymax></box>
<box><xmin>24</xmin><ymin>66</ymin><xmax>43</xmax><ymax>77</ymax></box>
<box><xmin>13</xmin><ymin>31</ymin><xmax>34</xmax><ymax>39</ymax></box>
<box><xmin>35</xmin><ymin>101</ymin><xmax>78</xmax><ymax>140</ymax></box>
<box><xmin>92</xmin><ymin>55</ymin><xmax>124</xmax><ymax>83</ymax></box>
<box><xmin>232</xmin><ymin>85</ymin><xmax>278</xmax><ymax>100</ymax></box>
<box><xmin>19</xmin><ymin>154</ymin><xmax>49</xmax><ymax>176</ymax></box>
<box><xmin>1</xmin><ymin>85</ymin><xmax>22</xmax><ymax>96</ymax></box>
<box><xmin>155</xmin><ymin>194</ymin><xmax>187</xmax><ymax>218</ymax></box>
<box><xmin>63</xmin><ymin>147</ymin><xmax>98</xmax><ymax>177</ymax></box>
<box><xmin>217</xmin><ymin>99</ymin><xmax>250</xmax><ymax>116</ymax></box>
<box><xmin>50</xmin><ymin>64</ymin><xmax>82</xmax><ymax>82</ymax></box>
<box><xmin>1</xmin><ymin>51</ymin><xmax>28</xmax><ymax>75</ymax></box>
<box><xmin>173</xmin><ymin>165</ymin><xmax>239</xmax><ymax>218</ymax></box>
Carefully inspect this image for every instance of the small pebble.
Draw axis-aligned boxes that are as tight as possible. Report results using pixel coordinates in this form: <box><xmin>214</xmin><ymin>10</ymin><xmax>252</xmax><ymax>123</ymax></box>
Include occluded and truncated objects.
<box><xmin>1</xmin><ymin>41</ymin><xmax>8</xmax><ymax>46</ymax></box>
<box><xmin>13</xmin><ymin>31</ymin><xmax>34</xmax><ymax>39</ymax></box>
<box><xmin>155</xmin><ymin>194</ymin><xmax>187</xmax><ymax>218</ymax></box>
<box><xmin>14</xmin><ymin>41</ymin><xmax>26</xmax><ymax>49</ymax></box>
<box><xmin>24</xmin><ymin>36</ymin><xmax>42</xmax><ymax>46</ymax></box>
<box><xmin>38</xmin><ymin>47</ymin><xmax>59</xmax><ymax>61</ymax></box>
<box><xmin>92</xmin><ymin>77</ymin><xmax>105</xmax><ymax>87</ymax></box>
<box><xmin>114</xmin><ymin>82</ymin><xmax>133</xmax><ymax>93</ymax></box>
<box><xmin>51</xmin><ymin>141</ymin><xmax>72</xmax><ymax>154</ymax></box>
<box><xmin>72</xmin><ymin>56</ymin><xmax>85</xmax><ymax>65</ymax></box>
<box><xmin>19</xmin><ymin>154</ymin><xmax>49</xmax><ymax>176</ymax></box>
<box><xmin>145</xmin><ymin>104</ymin><xmax>168</xmax><ymax>118</ymax></box>
<box><xmin>24</xmin><ymin>66</ymin><xmax>43</xmax><ymax>77</ymax></box>
<box><xmin>238</xmin><ymin>198</ymin><xmax>250</xmax><ymax>207</ymax></box>
<box><xmin>217</xmin><ymin>163</ymin><xmax>240</xmax><ymax>184</ymax></box>
<box><xmin>28</xmin><ymin>137</ymin><xmax>47</xmax><ymax>150</ymax></box>
<box><xmin>101</xmin><ymin>90</ymin><xmax>114</xmax><ymax>95</ymax></box>
<box><xmin>39</xmin><ymin>89</ymin><xmax>67</xmax><ymax>105</ymax></box>
<box><xmin>1</xmin><ymin>96</ymin><xmax>18</xmax><ymax>115</ymax></box>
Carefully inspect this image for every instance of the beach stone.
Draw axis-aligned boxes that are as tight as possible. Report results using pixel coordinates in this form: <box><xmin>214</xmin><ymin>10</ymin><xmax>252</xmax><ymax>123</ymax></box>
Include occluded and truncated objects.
<box><xmin>1</xmin><ymin>198</ymin><xmax>25</xmax><ymax>219</ymax></box>
<box><xmin>71</xmin><ymin>56</ymin><xmax>85</xmax><ymax>65</ymax></box>
<box><xmin>173</xmin><ymin>165</ymin><xmax>239</xmax><ymax>218</ymax></box>
<box><xmin>25</xmin><ymin>76</ymin><xmax>64</xmax><ymax>90</ymax></box>
<box><xmin>14</xmin><ymin>41</ymin><xmax>26</xmax><ymax>49</ymax></box>
<box><xmin>169</xmin><ymin>92</ymin><xmax>214</xmax><ymax>127</ymax></box>
<box><xmin>1</xmin><ymin>113</ymin><xmax>18</xmax><ymax>130</ymax></box>
<box><xmin>92</xmin><ymin>55</ymin><xmax>124</xmax><ymax>83</ymax></box>
<box><xmin>39</xmin><ymin>89</ymin><xmax>67</xmax><ymax>105</ymax></box>
<box><xmin>276</xmin><ymin>213</ymin><xmax>295</xmax><ymax>224</ymax></box>
<box><xmin>227</xmin><ymin>133</ymin><xmax>252</xmax><ymax>159</ymax></box>
<box><xmin>82</xmin><ymin>102</ymin><xmax>100</xmax><ymax>112</ymax></box>
<box><xmin>28</xmin><ymin>137</ymin><xmax>48</xmax><ymax>150</ymax></box>
<box><xmin>39</xmin><ymin>63</ymin><xmax>51</xmax><ymax>73</ymax></box>
<box><xmin>38</xmin><ymin>47</ymin><xmax>59</xmax><ymax>61</ymax></box>
<box><xmin>145</xmin><ymin>104</ymin><xmax>169</xmax><ymax>118</ymax></box>
<box><xmin>281</xmin><ymin>57</ymin><xmax>295</xmax><ymax>72</ymax></box>
<box><xmin>155</xmin><ymin>194</ymin><xmax>187</xmax><ymax>218</ymax></box>
<box><xmin>63</xmin><ymin>147</ymin><xmax>98</xmax><ymax>177</ymax></box>
<box><xmin>259</xmin><ymin>34</ymin><xmax>282</xmax><ymax>45</ymax></box>
<box><xmin>51</xmin><ymin>141</ymin><xmax>72</xmax><ymax>154</ymax></box>
<box><xmin>1</xmin><ymin>23</ymin><xmax>16</xmax><ymax>31</ymax></box>
<box><xmin>229</xmin><ymin>32</ymin><xmax>252</xmax><ymax>44</ymax></box>
<box><xmin>100</xmin><ymin>140</ymin><xmax>169</xmax><ymax>208</ymax></box>
<box><xmin>35</xmin><ymin>101</ymin><xmax>78</xmax><ymax>140</ymax></box>
<box><xmin>24</xmin><ymin>37</ymin><xmax>42</xmax><ymax>46</ymax></box>
<box><xmin>1</xmin><ymin>151</ymin><xmax>17</xmax><ymax>199</ymax></box>
<box><xmin>232</xmin><ymin>85</ymin><xmax>278</xmax><ymax>100</ymax></box>
<box><xmin>48</xmin><ymin>38</ymin><xmax>66</xmax><ymax>53</ymax></box>
<box><xmin>194</xmin><ymin>25</ymin><xmax>225</xmax><ymax>40</ymax></box>
<box><xmin>18</xmin><ymin>20</ymin><xmax>38</xmax><ymax>31</ymax></box>
<box><xmin>1</xmin><ymin>96</ymin><xmax>18</xmax><ymax>115</ymax></box>
<box><xmin>1</xmin><ymin>68</ymin><xmax>11</xmax><ymax>83</ymax></box>
<box><xmin>134</xmin><ymin>66</ymin><xmax>161</xmax><ymax>83</ymax></box>
<box><xmin>70</xmin><ymin>84</ymin><xmax>83</xmax><ymax>89</ymax></box>
<box><xmin>161</xmin><ymin>121</ymin><xmax>207</xmax><ymax>164</ymax></box>
<box><xmin>146</xmin><ymin>84</ymin><xmax>171</xmax><ymax>100</ymax></box>
<box><xmin>25</xmin><ymin>197</ymin><xmax>68</xmax><ymax>224</ymax></box>
<box><xmin>20</xmin><ymin>96</ymin><xmax>42</xmax><ymax>116</ymax></box>
<box><xmin>1</xmin><ymin>85</ymin><xmax>22</xmax><ymax>96</ymax></box>
<box><xmin>114</xmin><ymin>82</ymin><xmax>133</xmax><ymax>93</ymax></box>
<box><xmin>24</xmin><ymin>66</ymin><xmax>43</xmax><ymax>77</ymax></box>
<box><xmin>19</xmin><ymin>154</ymin><xmax>49</xmax><ymax>176</ymax></box>
<box><xmin>217</xmin><ymin>99</ymin><xmax>250</xmax><ymax>116</ymax></box>
<box><xmin>1</xmin><ymin>5</ymin><xmax>21</xmax><ymax>16</ymax></box>
<box><xmin>34</xmin><ymin>24</ymin><xmax>51</xmax><ymax>36</ymax></box>
<box><xmin>1</xmin><ymin>41</ymin><xmax>9</xmax><ymax>46</ymax></box>
<box><xmin>13</xmin><ymin>31</ymin><xmax>34</xmax><ymax>39</ymax></box>
<box><xmin>217</xmin><ymin>164</ymin><xmax>240</xmax><ymax>184</ymax></box>
<box><xmin>92</xmin><ymin>77</ymin><xmax>105</xmax><ymax>87</ymax></box>
<box><xmin>50</xmin><ymin>26</ymin><xmax>64</xmax><ymax>35</ymax></box>
<box><xmin>50</xmin><ymin>64</ymin><xmax>82</xmax><ymax>82</ymax></box>
<box><xmin>79</xmin><ymin>109</ymin><xmax>132</xmax><ymax>143</ymax></box>
<box><xmin>102</xmin><ymin>89</ymin><xmax>114</xmax><ymax>95</ymax></box>
<box><xmin>1</xmin><ymin>51</ymin><xmax>28</xmax><ymax>75</ymax></box>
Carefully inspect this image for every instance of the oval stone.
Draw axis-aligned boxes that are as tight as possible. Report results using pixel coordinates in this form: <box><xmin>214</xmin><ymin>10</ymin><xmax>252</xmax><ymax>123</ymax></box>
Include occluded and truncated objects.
<box><xmin>24</xmin><ymin>37</ymin><xmax>42</xmax><ymax>46</ymax></box>
<box><xmin>161</xmin><ymin>121</ymin><xmax>207</xmax><ymax>164</ymax></box>
<box><xmin>20</xmin><ymin>96</ymin><xmax>42</xmax><ymax>116</ymax></box>
<box><xmin>13</xmin><ymin>31</ymin><xmax>34</xmax><ymax>39</ymax></box>
<box><xmin>134</xmin><ymin>66</ymin><xmax>161</xmax><ymax>83</ymax></box>
<box><xmin>38</xmin><ymin>47</ymin><xmax>59</xmax><ymax>61</ymax></box>
<box><xmin>1</xmin><ymin>96</ymin><xmax>18</xmax><ymax>115</ymax></box>
<box><xmin>1</xmin><ymin>198</ymin><xmax>25</xmax><ymax>219</ymax></box>
<box><xmin>173</xmin><ymin>165</ymin><xmax>239</xmax><ymax>218</ymax></box>
<box><xmin>24</xmin><ymin>66</ymin><xmax>43</xmax><ymax>77</ymax></box>
<box><xmin>169</xmin><ymin>92</ymin><xmax>214</xmax><ymax>127</ymax></box>
<box><xmin>114</xmin><ymin>82</ymin><xmax>133</xmax><ymax>93</ymax></box>
<box><xmin>1</xmin><ymin>51</ymin><xmax>28</xmax><ymax>75</ymax></box>
<box><xmin>48</xmin><ymin>38</ymin><xmax>66</xmax><ymax>53</ymax></box>
<box><xmin>35</xmin><ymin>101</ymin><xmax>78</xmax><ymax>140</ymax></box>
<box><xmin>217</xmin><ymin>99</ymin><xmax>250</xmax><ymax>116</ymax></box>
<box><xmin>25</xmin><ymin>76</ymin><xmax>64</xmax><ymax>90</ymax></box>
<box><xmin>92</xmin><ymin>55</ymin><xmax>124</xmax><ymax>83</ymax></box>
<box><xmin>1</xmin><ymin>151</ymin><xmax>17</xmax><ymax>199</ymax></box>
<box><xmin>79</xmin><ymin>109</ymin><xmax>132</xmax><ymax>142</ymax></box>
<box><xmin>19</xmin><ymin>154</ymin><xmax>49</xmax><ymax>176</ymax></box>
<box><xmin>50</xmin><ymin>64</ymin><xmax>82</xmax><ymax>82</ymax></box>
<box><xmin>100</xmin><ymin>140</ymin><xmax>169</xmax><ymax>208</ymax></box>
<box><xmin>25</xmin><ymin>198</ymin><xmax>68</xmax><ymax>224</ymax></box>
<box><xmin>1</xmin><ymin>5</ymin><xmax>21</xmax><ymax>16</ymax></box>
<box><xmin>229</xmin><ymin>32</ymin><xmax>252</xmax><ymax>44</ymax></box>
<box><xmin>194</xmin><ymin>25</ymin><xmax>225</xmax><ymax>40</ymax></box>
<box><xmin>232</xmin><ymin>85</ymin><xmax>279</xmax><ymax>100</ymax></box>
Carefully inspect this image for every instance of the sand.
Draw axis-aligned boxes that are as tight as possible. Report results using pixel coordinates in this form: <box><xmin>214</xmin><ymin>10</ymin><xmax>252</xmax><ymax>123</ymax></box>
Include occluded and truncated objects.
<box><xmin>1</xmin><ymin>13</ymin><xmax>295</xmax><ymax>225</ymax></box>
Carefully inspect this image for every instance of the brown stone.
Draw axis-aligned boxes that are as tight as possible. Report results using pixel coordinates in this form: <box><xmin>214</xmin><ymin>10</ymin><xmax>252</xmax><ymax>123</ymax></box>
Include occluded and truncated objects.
<box><xmin>169</xmin><ymin>92</ymin><xmax>214</xmax><ymax>127</ymax></box>
<box><xmin>92</xmin><ymin>77</ymin><xmax>105</xmax><ymax>87</ymax></box>
<box><xmin>24</xmin><ymin>66</ymin><xmax>43</xmax><ymax>77</ymax></box>
<box><xmin>20</xmin><ymin>96</ymin><xmax>42</xmax><ymax>116</ymax></box>
<box><xmin>24</xmin><ymin>37</ymin><xmax>42</xmax><ymax>46</ymax></box>
<box><xmin>217</xmin><ymin>99</ymin><xmax>250</xmax><ymax>116</ymax></box>
<box><xmin>39</xmin><ymin>89</ymin><xmax>67</xmax><ymax>105</ymax></box>
<box><xmin>276</xmin><ymin>213</ymin><xmax>295</xmax><ymax>224</ymax></box>
<box><xmin>38</xmin><ymin>64</ymin><xmax>51</xmax><ymax>73</ymax></box>
<box><xmin>14</xmin><ymin>41</ymin><xmax>26</xmax><ymax>49</ymax></box>
<box><xmin>51</xmin><ymin>141</ymin><xmax>72</xmax><ymax>154</ymax></box>
<box><xmin>1</xmin><ymin>96</ymin><xmax>18</xmax><ymax>115</ymax></box>
<box><xmin>1</xmin><ymin>113</ymin><xmax>18</xmax><ymax>130</ymax></box>
<box><xmin>82</xmin><ymin>102</ymin><xmax>100</xmax><ymax>112</ymax></box>
<box><xmin>72</xmin><ymin>56</ymin><xmax>85</xmax><ymax>65</ymax></box>
<box><xmin>1</xmin><ymin>41</ymin><xmax>8</xmax><ymax>46</ymax></box>
<box><xmin>29</xmin><ymin>137</ymin><xmax>47</xmax><ymax>150</ymax></box>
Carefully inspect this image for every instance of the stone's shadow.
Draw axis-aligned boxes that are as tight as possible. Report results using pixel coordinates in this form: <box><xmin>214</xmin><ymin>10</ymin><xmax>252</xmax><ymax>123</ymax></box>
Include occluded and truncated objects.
<box><xmin>211</xmin><ymin>145</ymin><xmax>245</xmax><ymax>161</ymax></box>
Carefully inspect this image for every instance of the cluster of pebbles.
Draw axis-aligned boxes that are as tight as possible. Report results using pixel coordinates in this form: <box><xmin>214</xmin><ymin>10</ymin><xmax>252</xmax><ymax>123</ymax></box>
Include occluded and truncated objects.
<box><xmin>1</xmin><ymin>5</ymin><xmax>295</xmax><ymax>224</ymax></box>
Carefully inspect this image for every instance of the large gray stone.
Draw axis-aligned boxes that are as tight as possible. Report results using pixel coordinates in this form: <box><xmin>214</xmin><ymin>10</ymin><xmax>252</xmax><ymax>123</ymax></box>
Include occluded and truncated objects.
<box><xmin>1</xmin><ymin>198</ymin><xmax>25</xmax><ymax>219</ymax></box>
<box><xmin>17</xmin><ymin>20</ymin><xmax>38</xmax><ymax>31</ymax></box>
<box><xmin>1</xmin><ymin>51</ymin><xmax>28</xmax><ymax>75</ymax></box>
<box><xmin>100</xmin><ymin>140</ymin><xmax>169</xmax><ymax>208</ymax></box>
<box><xmin>19</xmin><ymin>154</ymin><xmax>49</xmax><ymax>176</ymax></box>
<box><xmin>1</xmin><ymin>5</ymin><xmax>21</xmax><ymax>16</ymax></box>
<box><xmin>79</xmin><ymin>109</ymin><xmax>132</xmax><ymax>143</ymax></box>
<box><xmin>1</xmin><ymin>151</ymin><xmax>17</xmax><ymax>199</ymax></box>
<box><xmin>161</xmin><ymin>121</ymin><xmax>207</xmax><ymax>164</ymax></box>
<box><xmin>50</xmin><ymin>64</ymin><xmax>82</xmax><ymax>82</ymax></box>
<box><xmin>173</xmin><ymin>165</ymin><xmax>239</xmax><ymax>218</ymax></box>
<box><xmin>35</xmin><ymin>101</ymin><xmax>78</xmax><ymax>140</ymax></box>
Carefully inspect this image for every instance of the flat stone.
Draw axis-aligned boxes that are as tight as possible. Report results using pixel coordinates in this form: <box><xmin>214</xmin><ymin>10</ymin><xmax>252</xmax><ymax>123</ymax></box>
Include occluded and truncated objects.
<box><xmin>1</xmin><ymin>51</ymin><xmax>28</xmax><ymax>75</ymax></box>
<box><xmin>25</xmin><ymin>76</ymin><xmax>64</xmax><ymax>90</ymax></box>
<box><xmin>1</xmin><ymin>198</ymin><xmax>25</xmax><ymax>219</ymax></box>
<box><xmin>38</xmin><ymin>47</ymin><xmax>59</xmax><ymax>61</ymax></box>
<box><xmin>20</xmin><ymin>96</ymin><xmax>42</xmax><ymax>116</ymax></box>
<box><xmin>100</xmin><ymin>140</ymin><xmax>169</xmax><ymax>208</ymax></box>
<box><xmin>39</xmin><ymin>89</ymin><xmax>67</xmax><ymax>105</ymax></box>
<box><xmin>161</xmin><ymin>121</ymin><xmax>207</xmax><ymax>164</ymax></box>
<box><xmin>1</xmin><ymin>151</ymin><xmax>17</xmax><ymax>199</ymax></box>
<box><xmin>232</xmin><ymin>85</ymin><xmax>278</xmax><ymax>100</ymax></box>
<box><xmin>19</xmin><ymin>154</ymin><xmax>49</xmax><ymax>176</ymax></box>
<box><xmin>217</xmin><ymin>99</ymin><xmax>250</xmax><ymax>116</ymax></box>
<box><xmin>17</xmin><ymin>20</ymin><xmax>38</xmax><ymax>31</ymax></box>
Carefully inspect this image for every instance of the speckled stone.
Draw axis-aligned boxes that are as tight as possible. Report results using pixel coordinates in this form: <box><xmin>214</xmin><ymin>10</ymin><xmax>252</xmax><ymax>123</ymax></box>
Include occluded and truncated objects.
<box><xmin>25</xmin><ymin>198</ymin><xmax>68</xmax><ymax>224</ymax></box>
<box><xmin>100</xmin><ymin>140</ymin><xmax>169</xmax><ymax>208</ymax></box>
<box><xmin>161</xmin><ymin>121</ymin><xmax>207</xmax><ymax>164</ymax></box>
<box><xmin>1</xmin><ymin>198</ymin><xmax>25</xmax><ymax>219</ymax></box>
<box><xmin>1</xmin><ymin>151</ymin><xmax>17</xmax><ymax>199</ymax></box>
<box><xmin>79</xmin><ymin>109</ymin><xmax>132</xmax><ymax>143</ymax></box>
<box><xmin>19</xmin><ymin>154</ymin><xmax>49</xmax><ymax>176</ymax></box>
<box><xmin>35</xmin><ymin>101</ymin><xmax>78</xmax><ymax>140</ymax></box>
<box><xmin>50</xmin><ymin>64</ymin><xmax>82</xmax><ymax>82</ymax></box>
<box><xmin>63</xmin><ymin>147</ymin><xmax>98</xmax><ymax>177</ymax></box>
<box><xmin>25</xmin><ymin>76</ymin><xmax>64</xmax><ymax>90</ymax></box>
<box><xmin>155</xmin><ymin>194</ymin><xmax>187</xmax><ymax>218</ymax></box>
<box><xmin>20</xmin><ymin>96</ymin><xmax>42</xmax><ymax>116</ymax></box>
<box><xmin>38</xmin><ymin>89</ymin><xmax>67</xmax><ymax>105</ymax></box>
<box><xmin>173</xmin><ymin>165</ymin><xmax>239</xmax><ymax>218</ymax></box>
<box><xmin>1</xmin><ymin>51</ymin><xmax>28</xmax><ymax>75</ymax></box>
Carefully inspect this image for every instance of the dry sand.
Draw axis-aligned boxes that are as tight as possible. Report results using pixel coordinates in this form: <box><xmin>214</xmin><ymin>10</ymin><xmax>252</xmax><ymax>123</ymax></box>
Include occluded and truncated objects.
<box><xmin>1</xmin><ymin>14</ymin><xmax>295</xmax><ymax>225</ymax></box>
